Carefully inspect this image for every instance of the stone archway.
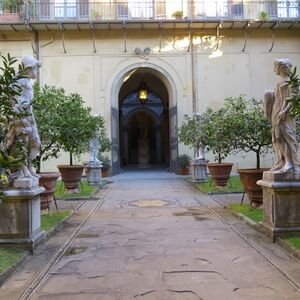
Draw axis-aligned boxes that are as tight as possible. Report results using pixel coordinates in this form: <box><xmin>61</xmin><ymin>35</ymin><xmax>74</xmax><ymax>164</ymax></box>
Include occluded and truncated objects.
<box><xmin>119</xmin><ymin>80</ymin><xmax>169</xmax><ymax>168</ymax></box>
<box><xmin>108</xmin><ymin>63</ymin><xmax>179</xmax><ymax>174</ymax></box>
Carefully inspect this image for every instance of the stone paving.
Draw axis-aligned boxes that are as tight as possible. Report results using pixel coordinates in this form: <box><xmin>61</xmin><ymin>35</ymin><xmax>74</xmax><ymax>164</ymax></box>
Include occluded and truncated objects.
<box><xmin>1</xmin><ymin>170</ymin><xmax>300</xmax><ymax>299</ymax></box>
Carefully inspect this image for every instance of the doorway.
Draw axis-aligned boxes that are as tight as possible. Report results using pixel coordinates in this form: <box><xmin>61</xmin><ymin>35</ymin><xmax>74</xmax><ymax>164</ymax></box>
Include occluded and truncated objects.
<box><xmin>119</xmin><ymin>69</ymin><xmax>170</xmax><ymax>169</ymax></box>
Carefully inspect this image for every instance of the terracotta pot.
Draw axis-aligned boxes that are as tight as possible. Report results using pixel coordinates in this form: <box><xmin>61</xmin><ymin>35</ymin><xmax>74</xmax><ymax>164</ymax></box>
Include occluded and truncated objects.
<box><xmin>207</xmin><ymin>162</ymin><xmax>233</xmax><ymax>187</ymax></box>
<box><xmin>101</xmin><ymin>169</ymin><xmax>110</xmax><ymax>178</ymax></box>
<box><xmin>180</xmin><ymin>167</ymin><xmax>189</xmax><ymax>175</ymax></box>
<box><xmin>57</xmin><ymin>165</ymin><xmax>84</xmax><ymax>193</ymax></box>
<box><xmin>238</xmin><ymin>168</ymin><xmax>269</xmax><ymax>207</ymax></box>
<box><xmin>39</xmin><ymin>172</ymin><xmax>60</xmax><ymax>210</ymax></box>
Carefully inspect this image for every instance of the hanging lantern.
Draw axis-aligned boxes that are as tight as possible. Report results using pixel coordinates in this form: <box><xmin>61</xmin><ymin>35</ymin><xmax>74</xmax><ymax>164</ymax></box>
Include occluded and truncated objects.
<box><xmin>138</xmin><ymin>81</ymin><xmax>148</xmax><ymax>103</ymax></box>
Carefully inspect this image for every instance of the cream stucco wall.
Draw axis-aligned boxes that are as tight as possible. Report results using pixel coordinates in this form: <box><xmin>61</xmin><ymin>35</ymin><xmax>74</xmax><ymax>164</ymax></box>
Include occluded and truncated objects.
<box><xmin>0</xmin><ymin>27</ymin><xmax>299</xmax><ymax>172</ymax></box>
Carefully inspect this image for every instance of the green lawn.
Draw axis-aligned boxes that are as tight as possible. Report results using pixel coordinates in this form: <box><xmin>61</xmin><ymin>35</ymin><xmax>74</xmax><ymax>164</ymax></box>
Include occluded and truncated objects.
<box><xmin>0</xmin><ymin>210</ymin><xmax>71</xmax><ymax>276</ymax></box>
<box><xmin>41</xmin><ymin>210</ymin><xmax>71</xmax><ymax>231</ymax></box>
<box><xmin>191</xmin><ymin>176</ymin><xmax>244</xmax><ymax>194</ymax></box>
<box><xmin>284</xmin><ymin>237</ymin><xmax>300</xmax><ymax>251</ymax></box>
<box><xmin>229</xmin><ymin>203</ymin><xmax>263</xmax><ymax>223</ymax></box>
<box><xmin>0</xmin><ymin>247</ymin><xmax>24</xmax><ymax>274</ymax></box>
<box><xmin>54</xmin><ymin>181</ymin><xmax>97</xmax><ymax>199</ymax></box>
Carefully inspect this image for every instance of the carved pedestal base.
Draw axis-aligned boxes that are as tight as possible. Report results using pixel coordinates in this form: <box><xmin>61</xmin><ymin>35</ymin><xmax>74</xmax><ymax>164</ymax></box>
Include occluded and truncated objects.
<box><xmin>257</xmin><ymin>171</ymin><xmax>300</xmax><ymax>240</ymax></box>
<box><xmin>0</xmin><ymin>187</ymin><xmax>45</xmax><ymax>251</ymax></box>
<box><xmin>86</xmin><ymin>164</ymin><xmax>102</xmax><ymax>185</ymax></box>
<box><xmin>190</xmin><ymin>159</ymin><xmax>208</xmax><ymax>183</ymax></box>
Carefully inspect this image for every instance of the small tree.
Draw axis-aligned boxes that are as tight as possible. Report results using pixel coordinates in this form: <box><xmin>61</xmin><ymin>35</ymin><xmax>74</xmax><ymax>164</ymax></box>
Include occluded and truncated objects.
<box><xmin>224</xmin><ymin>96</ymin><xmax>272</xmax><ymax>169</ymax></box>
<box><xmin>57</xmin><ymin>93</ymin><xmax>103</xmax><ymax>165</ymax></box>
<box><xmin>202</xmin><ymin>107</ymin><xmax>234</xmax><ymax>164</ymax></box>
<box><xmin>33</xmin><ymin>84</ymin><xmax>68</xmax><ymax>172</ymax></box>
<box><xmin>178</xmin><ymin>113</ymin><xmax>207</xmax><ymax>156</ymax></box>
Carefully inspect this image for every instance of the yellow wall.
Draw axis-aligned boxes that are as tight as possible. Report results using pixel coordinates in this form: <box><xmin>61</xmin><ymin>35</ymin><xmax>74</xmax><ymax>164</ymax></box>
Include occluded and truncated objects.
<box><xmin>1</xmin><ymin>27</ymin><xmax>299</xmax><ymax>171</ymax></box>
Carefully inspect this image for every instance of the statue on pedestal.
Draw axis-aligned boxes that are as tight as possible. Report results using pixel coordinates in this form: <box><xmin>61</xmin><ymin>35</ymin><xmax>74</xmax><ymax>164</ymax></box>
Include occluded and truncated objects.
<box><xmin>7</xmin><ymin>56</ymin><xmax>42</xmax><ymax>186</ymax></box>
<box><xmin>88</xmin><ymin>137</ymin><xmax>101</xmax><ymax>165</ymax></box>
<box><xmin>264</xmin><ymin>58</ymin><xmax>300</xmax><ymax>173</ymax></box>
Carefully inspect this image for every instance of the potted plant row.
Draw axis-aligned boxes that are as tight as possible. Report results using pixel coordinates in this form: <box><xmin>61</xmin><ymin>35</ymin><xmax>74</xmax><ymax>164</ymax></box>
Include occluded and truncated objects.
<box><xmin>33</xmin><ymin>84</ymin><xmax>110</xmax><ymax>207</ymax></box>
<box><xmin>177</xmin><ymin>95</ymin><xmax>273</xmax><ymax>207</ymax></box>
<box><xmin>224</xmin><ymin>96</ymin><xmax>272</xmax><ymax>207</ymax></box>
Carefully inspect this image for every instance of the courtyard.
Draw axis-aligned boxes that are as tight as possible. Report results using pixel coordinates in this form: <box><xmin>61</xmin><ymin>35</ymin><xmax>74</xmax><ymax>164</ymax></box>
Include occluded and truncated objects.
<box><xmin>0</xmin><ymin>170</ymin><xmax>300</xmax><ymax>299</ymax></box>
<box><xmin>0</xmin><ymin>0</ymin><xmax>300</xmax><ymax>299</ymax></box>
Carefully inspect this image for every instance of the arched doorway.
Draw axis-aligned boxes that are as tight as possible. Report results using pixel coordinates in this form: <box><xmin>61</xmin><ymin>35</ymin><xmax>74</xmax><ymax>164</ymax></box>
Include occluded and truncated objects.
<box><xmin>119</xmin><ymin>69</ymin><xmax>170</xmax><ymax>169</ymax></box>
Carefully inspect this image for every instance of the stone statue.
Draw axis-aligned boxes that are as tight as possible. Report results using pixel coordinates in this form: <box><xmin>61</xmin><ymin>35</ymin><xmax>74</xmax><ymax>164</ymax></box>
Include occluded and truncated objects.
<box><xmin>89</xmin><ymin>137</ymin><xmax>101</xmax><ymax>165</ymax></box>
<box><xmin>264</xmin><ymin>58</ymin><xmax>300</xmax><ymax>173</ymax></box>
<box><xmin>7</xmin><ymin>55</ymin><xmax>42</xmax><ymax>182</ymax></box>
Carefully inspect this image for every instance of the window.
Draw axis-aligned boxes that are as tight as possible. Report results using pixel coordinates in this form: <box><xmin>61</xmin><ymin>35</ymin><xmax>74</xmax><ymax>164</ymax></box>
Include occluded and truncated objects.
<box><xmin>194</xmin><ymin>0</ymin><xmax>228</xmax><ymax>18</ymax></box>
<box><xmin>55</xmin><ymin>0</ymin><xmax>76</xmax><ymax>19</ymax></box>
<box><xmin>118</xmin><ymin>0</ymin><xmax>160</xmax><ymax>20</ymax></box>
<box><xmin>155</xmin><ymin>0</ymin><xmax>166</xmax><ymax>19</ymax></box>
<box><xmin>229</xmin><ymin>0</ymin><xmax>243</xmax><ymax>18</ymax></box>
<box><xmin>278</xmin><ymin>0</ymin><xmax>299</xmax><ymax>18</ymax></box>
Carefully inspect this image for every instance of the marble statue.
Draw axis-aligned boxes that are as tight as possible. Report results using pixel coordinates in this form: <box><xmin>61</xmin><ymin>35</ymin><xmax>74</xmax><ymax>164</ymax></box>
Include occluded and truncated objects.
<box><xmin>89</xmin><ymin>137</ymin><xmax>101</xmax><ymax>165</ymax></box>
<box><xmin>7</xmin><ymin>55</ymin><xmax>42</xmax><ymax>181</ymax></box>
<box><xmin>264</xmin><ymin>58</ymin><xmax>300</xmax><ymax>173</ymax></box>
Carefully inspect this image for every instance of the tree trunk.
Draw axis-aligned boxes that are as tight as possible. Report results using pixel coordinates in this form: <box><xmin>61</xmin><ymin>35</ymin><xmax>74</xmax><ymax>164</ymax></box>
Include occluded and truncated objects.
<box><xmin>256</xmin><ymin>151</ymin><xmax>260</xmax><ymax>169</ymax></box>
<box><xmin>218</xmin><ymin>153</ymin><xmax>222</xmax><ymax>164</ymax></box>
<box><xmin>70</xmin><ymin>152</ymin><xmax>73</xmax><ymax>166</ymax></box>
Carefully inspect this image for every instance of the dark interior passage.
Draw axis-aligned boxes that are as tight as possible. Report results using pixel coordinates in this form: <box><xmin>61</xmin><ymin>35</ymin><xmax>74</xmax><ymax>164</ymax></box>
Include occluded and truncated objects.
<box><xmin>119</xmin><ymin>69</ymin><xmax>170</xmax><ymax>168</ymax></box>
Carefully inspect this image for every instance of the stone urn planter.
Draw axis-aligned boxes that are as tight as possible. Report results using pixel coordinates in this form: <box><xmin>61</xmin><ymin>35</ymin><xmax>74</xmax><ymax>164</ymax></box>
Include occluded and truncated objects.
<box><xmin>238</xmin><ymin>168</ymin><xmax>269</xmax><ymax>208</ymax></box>
<box><xmin>207</xmin><ymin>162</ymin><xmax>233</xmax><ymax>187</ymax></box>
<box><xmin>57</xmin><ymin>165</ymin><xmax>84</xmax><ymax>193</ymax></box>
<box><xmin>39</xmin><ymin>172</ymin><xmax>60</xmax><ymax>210</ymax></box>
<box><xmin>180</xmin><ymin>167</ymin><xmax>189</xmax><ymax>175</ymax></box>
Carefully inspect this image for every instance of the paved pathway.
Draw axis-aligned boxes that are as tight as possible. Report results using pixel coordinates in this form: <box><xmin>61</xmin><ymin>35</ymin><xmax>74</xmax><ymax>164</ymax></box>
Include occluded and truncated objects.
<box><xmin>1</xmin><ymin>170</ymin><xmax>300</xmax><ymax>299</ymax></box>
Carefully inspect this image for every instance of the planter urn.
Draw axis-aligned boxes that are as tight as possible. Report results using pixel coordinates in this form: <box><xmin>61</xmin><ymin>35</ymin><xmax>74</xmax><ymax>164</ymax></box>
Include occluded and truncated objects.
<box><xmin>238</xmin><ymin>168</ymin><xmax>268</xmax><ymax>207</ymax></box>
<box><xmin>57</xmin><ymin>165</ymin><xmax>84</xmax><ymax>193</ymax></box>
<box><xmin>207</xmin><ymin>162</ymin><xmax>233</xmax><ymax>187</ymax></box>
<box><xmin>39</xmin><ymin>172</ymin><xmax>60</xmax><ymax>210</ymax></box>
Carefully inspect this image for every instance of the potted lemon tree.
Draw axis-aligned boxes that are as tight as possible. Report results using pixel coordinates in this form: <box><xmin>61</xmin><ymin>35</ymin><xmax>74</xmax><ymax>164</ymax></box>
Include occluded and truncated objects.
<box><xmin>56</xmin><ymin>93</ymin><xmax>101</xmax><ymax>193</ymax></box>
<box><xmin>203</xmin><ymin>107</ymin><xmax>235</xmax><ymax>187</ymax></box>
<box><xmin>178</xmin><ymin>113</ymin><xmax>208</xmax><ymax>182</ymax></box>
<box><xmin>33</xmin><ymin>84</ymin><xmax>68</xmax><ymax>209</ymax></box>
<box><xmin>225</xmin><ymin>96</ymin><xmax>272</xmax><ymax>207</ymax></box>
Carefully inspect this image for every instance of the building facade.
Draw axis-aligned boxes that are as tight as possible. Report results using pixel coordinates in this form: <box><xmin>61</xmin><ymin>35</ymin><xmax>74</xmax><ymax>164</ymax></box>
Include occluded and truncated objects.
<box><xmin>0</xmin><ymin>0</ymin><xmax>300</xmax><ymax>173</ymax></box>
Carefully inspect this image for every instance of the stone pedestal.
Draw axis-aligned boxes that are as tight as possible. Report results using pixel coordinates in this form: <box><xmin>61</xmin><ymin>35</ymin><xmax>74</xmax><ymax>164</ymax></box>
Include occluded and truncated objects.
<box><xmin>86</xmin><ymin>164</ymin><xmax>102</xmax><ymax>185</ymax></box>
<box><xmin>0</xmin><ymin>186</ymin><xmax>46</xmax><ymax>251</ymax></box>
<box><xmin>257</xmin><ymin>171</ymin><xmax>300</xmax><ymax>240</ymax></box>
<box><xmin>190</xmin><ymin>159</ymin><xmax>208</xmax><ymax>183</ymax></box>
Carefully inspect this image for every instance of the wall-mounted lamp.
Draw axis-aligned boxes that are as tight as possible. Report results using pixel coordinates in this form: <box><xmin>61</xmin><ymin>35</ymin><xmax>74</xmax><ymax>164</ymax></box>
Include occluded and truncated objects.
<box><xmin>138</xmin><ymin>81</ymin><xmax>148</xmax><ymax>103</ymax></box>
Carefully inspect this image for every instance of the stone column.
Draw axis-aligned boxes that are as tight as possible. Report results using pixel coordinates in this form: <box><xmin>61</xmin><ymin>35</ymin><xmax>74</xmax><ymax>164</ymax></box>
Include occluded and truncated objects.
<box><xmin>257</xmin><ymin>171</ymin><xmax>300</xmax><ymax>240</ymax></box>
<box><xmin>155</xmin><ymin>126</ymin><xmax>162</xmax><ymax>164</ymax></box>
<box><xmin>0</xmin><ymin>187</ymin><xmax>46</xmax><ymax>251</ymax></box>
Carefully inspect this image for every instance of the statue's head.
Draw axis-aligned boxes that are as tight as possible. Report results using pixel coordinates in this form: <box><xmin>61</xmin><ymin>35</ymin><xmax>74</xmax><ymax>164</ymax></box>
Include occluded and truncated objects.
<box><xmin>273</xmin><ymin>58</ymin><xmax>292</xmax><ymax>76</ymax></box>
<box><xmin>22</xmin><ymin>55</ymin><xmax>42</xmax><ymax>79</ymax></box>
